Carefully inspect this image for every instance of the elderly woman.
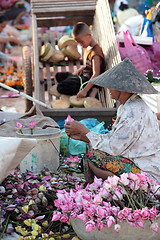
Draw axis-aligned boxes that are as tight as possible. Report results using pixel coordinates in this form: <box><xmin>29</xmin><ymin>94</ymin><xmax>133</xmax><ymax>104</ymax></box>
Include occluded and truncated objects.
<box><xmin>65</xmin><ymin>59</ymin><xmax>160</xmax><ymax>183</ymax></box>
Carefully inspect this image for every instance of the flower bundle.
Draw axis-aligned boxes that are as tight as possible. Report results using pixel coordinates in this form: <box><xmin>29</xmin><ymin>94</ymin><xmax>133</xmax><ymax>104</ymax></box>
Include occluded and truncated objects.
<box><xmin>52</xmin><ymin>172</ymin><xmax>160</xmax><ymax>233</ymax></box>
<box><xmin>16</xmin><ymin>121</ymin><xmax>37</xmax><ymax>134</ymax></box>
<box><xmin>0</xmin><ymin>170</ymin><xmax>85</xmax><ymax>239</ymax></box>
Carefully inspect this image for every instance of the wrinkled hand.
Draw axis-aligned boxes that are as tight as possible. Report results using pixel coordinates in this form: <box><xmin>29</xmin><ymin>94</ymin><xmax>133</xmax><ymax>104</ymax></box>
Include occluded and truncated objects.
<box><xmin>77</xmin><ymin>89</ymin><xmax>87</xmax><ymax>98</ymax></box>
<box><xmin>64</xmin><ymin>121</ymin><xmax>90</xmax><ymax>142</ymax></box>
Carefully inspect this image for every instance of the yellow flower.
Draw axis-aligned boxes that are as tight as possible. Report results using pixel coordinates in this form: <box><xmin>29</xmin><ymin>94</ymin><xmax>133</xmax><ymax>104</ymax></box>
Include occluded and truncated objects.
<box><xmin>24</xmin><ymin>237</ymin><xmax>36</xmax><ymax>240</ymax></box>
<box><xmin>62</xmin><ymin>234</ymin><xmax>71</xmax><ymax>238</ymax></box>
<box><xmin>42</xmin><ymin>220</ymin><xmax>49</xmax><ymax>227</ymax></box>
<box><xmin>42</xmin><ymin>233</ymin><xmax>48</xmax><ymax>238</ymax></box>
<box><xmin>39</xmin><ymin>186</ymin><xmax>46</xmax><ymax>191</ymax></box>
<box><xmin>32</xmin><ymin>223</ymin><xmax>41</xmax><ymax>233</ymax></box>
<box><xmin>49</xmin><ymin>238</ymin><xmax>55</xmax><ymax>240</ymax></box>
<box><xmin>15</xmin><ymin>226</ymin><xmax>26</xmax><ymax>234</ymax></box>
<box><xmin>24</xmin><ymin>219</ymin><xmax>32</xmax><ymax>227</ymax></box>
<box><xmin>29</xmin><ymin>200</ymin><xmax>35</xmax><ymax>205</ymax></box>
<box><xmin>22</xmin><ymin>205</ymin><xmax>29</xmax><ymax>213</ymax></box>
<box><xmin>72</xmin><ymin>237</ymin><xmax>80</xmax><ymax>240</ymax></box>
<box><xmin>21</xmin><ymin>230</ymin><xmax>29</xmax><ymax>236</ymax></box>
<box><xmin>31</xmin><ymin>230</ymin><xmax>38</xmax><ymax>236</ymax></box>
<box><xmin>17</xmin><ymin>236</ymin><xmax>24</xmax><ymax>240</ymax></box>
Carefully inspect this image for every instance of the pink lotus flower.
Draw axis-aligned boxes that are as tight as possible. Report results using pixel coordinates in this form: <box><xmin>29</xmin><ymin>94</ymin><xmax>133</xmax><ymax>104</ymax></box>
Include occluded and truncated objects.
<box><xmin>65</xmin><ymin>114</ymin><xmax>74</xmax><ymax>124</ymax></box>
<box><xmin>107</xmin><ymin>216</ymin><xmax>115</xmax><ymax>228</ymax></box>
<box><xmin>66</xmin><ymin>155</ymin><xmax>80</xmax><ymax>163</ymax></box>
<box><xmin>114</xmin><ymin>224</ymin><xmax>121</xmax><ymax>232</ymax></box>
<box><xmin>16</xmin><ymin>121</ymin><xmax>24</xmax><ymax>129</ymax></box>
<box><xmin>85</xmin><ymin>220</ymin><xmax>96</xmax><ymax>232</ymax></box>
<box><xmin>52</xmin><ymin>211</ymin><xmax>61</xmax><ymax>221</ymax></box>
<box><xmin>119</xmin><ymin>173</ymin><xmax>130</xmax><ymax>186</ymax></box>
<box><xmin>52</xmin><ymin>173</ymin><xmax>160</xmax><ymax>233</ymax></box>
<box><xmin>150</xmin><ymin>222</ymin><xmax>159</xmax><ymax>232</ymax></box>
<box><xmin>27</xmin><ymin>121</ymin><xmax>37</xmax><ymax>129</ymax></box>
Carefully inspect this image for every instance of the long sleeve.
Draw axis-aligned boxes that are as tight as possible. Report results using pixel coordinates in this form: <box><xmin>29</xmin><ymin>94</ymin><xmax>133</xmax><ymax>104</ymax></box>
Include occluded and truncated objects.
<box><xmin>86</xmin><ymin>95</ymin><xmax>160</xmax><ymax>158</ymax></box>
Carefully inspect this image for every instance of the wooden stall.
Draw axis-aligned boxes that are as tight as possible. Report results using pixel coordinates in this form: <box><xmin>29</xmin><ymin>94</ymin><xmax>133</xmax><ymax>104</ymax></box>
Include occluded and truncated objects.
<box><xmin>29</xmin><ymin>0</ymin><xmax>121</xmax><ymax>126</ymax></box>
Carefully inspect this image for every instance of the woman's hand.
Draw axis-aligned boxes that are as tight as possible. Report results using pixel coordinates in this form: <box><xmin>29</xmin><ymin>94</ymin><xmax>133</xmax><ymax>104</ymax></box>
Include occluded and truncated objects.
<box><xmin>64</xmin><ymin>121</ymin><xmax>90</xmax><ymax>143</ymax></box>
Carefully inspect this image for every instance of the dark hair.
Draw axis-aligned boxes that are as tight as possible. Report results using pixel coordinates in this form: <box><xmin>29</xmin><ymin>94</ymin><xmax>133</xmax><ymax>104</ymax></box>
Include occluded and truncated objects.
<box><xmin>119</xmin><ymin>2</ymin><xmax>129</xmax><ymax>11</ymax></box>
<box><xmin>0</xmin><ymin>15</ymin><xmax>8</xmax><ymax>24</ymax></box>
<box><xmin>72</xmin><ymin>22</ymin><xmax>90</xmax><ymax>36</ymax></box>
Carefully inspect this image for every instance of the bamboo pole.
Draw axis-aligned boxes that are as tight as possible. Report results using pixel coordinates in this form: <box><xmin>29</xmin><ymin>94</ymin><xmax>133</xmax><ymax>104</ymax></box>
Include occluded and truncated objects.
<box><xmin>0</xmin><ymin>82</ymin><xmax>52</xmax><ymax>109</ymax></box>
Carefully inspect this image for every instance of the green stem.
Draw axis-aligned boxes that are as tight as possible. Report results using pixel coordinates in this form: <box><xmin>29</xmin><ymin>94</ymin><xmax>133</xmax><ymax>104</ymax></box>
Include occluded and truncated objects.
<box><xmin>0</xmin><ymin>214</ymin><xmax>10</xmax><ymax>239</ymax></box>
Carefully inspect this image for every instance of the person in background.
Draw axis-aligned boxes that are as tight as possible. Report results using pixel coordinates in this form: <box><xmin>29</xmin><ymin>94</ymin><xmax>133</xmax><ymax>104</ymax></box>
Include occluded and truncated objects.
<box><xmin>152</xmin><ymin>9</ymin><xmax>160</xmax><ymax>44</ymax></box>
<box><xmin>56</xmin><ymin>22</ymin><xmax>105</xmax><ymax>98</ymax></box>
<box><xmin>0</xmin><ymin>14</ymin><xmax>21</xmax><ymax>66</ymax></box>
<box><xmin>116</xmin><ymin>1</ymin><xmax>139</xmax><ymax>30</ymax></box>
<box><xmin>65</xmin><ymin>59</ymin><xmax>160</xmax><ymax>184</ymax></box>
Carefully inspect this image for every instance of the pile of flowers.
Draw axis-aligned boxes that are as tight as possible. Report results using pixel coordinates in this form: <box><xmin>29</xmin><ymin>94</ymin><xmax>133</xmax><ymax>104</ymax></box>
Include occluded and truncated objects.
<box><xmin>0</xmin><ymin>65</ymin><xmax>24</xmax><ymax>88</ymax></box>
<box><xmin>0</xmin><ymin>169</ymin><xmax>85</xmax><ymax>239</ymax></box>
<box><xmin>52</xmin><ymin>172</ymin><xmax>160</xmax><ymax>233</ymax></box>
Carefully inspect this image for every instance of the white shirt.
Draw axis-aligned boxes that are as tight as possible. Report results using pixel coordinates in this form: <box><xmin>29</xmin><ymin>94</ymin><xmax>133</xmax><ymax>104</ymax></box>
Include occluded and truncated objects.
<box><xmin>119</xmin><ymin>15</ymin><xmax>144</xmax><ymax>36</ymax></box>
<box><xmin>86</xmin><ymin>94</ymin><xmax>160</xmax><ymax>182</ymax></box>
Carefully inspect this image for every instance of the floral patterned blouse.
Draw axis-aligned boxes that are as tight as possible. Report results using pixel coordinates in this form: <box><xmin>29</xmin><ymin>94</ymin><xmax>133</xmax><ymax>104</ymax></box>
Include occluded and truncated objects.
<box><xmin>86</xmin><ymin>94</ymin><xmax>160</xmax><ymax>182</ymax></box>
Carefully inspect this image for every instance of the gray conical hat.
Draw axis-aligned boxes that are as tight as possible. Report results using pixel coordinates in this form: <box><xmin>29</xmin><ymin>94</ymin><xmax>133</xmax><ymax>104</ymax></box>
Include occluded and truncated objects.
<box><xmin>90</xmin><ymin>58</ymin><xmax>157</xmax><ymax>94</ymax></box>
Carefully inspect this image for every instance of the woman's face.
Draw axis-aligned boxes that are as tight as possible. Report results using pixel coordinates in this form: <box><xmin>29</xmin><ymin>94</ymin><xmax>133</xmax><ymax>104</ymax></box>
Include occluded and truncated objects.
<box><xmin>0</xmin><ymin>21</ymin><xmax>7</xmax><ymax>32</ymax></box>
<box><xmin>109</xmin><ymin>89</ymin><xmax>121</xmax><ymax>100</ymax></box>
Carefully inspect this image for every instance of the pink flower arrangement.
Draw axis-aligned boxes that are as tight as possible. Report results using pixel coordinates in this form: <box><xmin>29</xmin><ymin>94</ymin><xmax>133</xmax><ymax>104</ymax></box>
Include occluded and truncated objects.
<box><xmin>16</xmin><ymin>121</ymin><xmax>37</xmax><ymax>134</ymax></box>
<box><xmin>52</xmin><ymin>172</ymin><xmax>160</xmax><ymax>233</ymax></box>
<box><xmin>64</xmin><ymin>155</ymin><xmax>80</xmax><ymax>169</ymax></box>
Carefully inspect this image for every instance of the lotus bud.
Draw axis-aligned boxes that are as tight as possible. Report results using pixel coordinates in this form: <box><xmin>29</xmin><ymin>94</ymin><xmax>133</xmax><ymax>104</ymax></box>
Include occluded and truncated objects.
<box><xmin>7</xmin><ymin>195</ymin><xmax>13</xmax><ymax>198</ymax></box>
<box><xmin>28</xmin><ymin>210</ymin><xmax>35</xmax><ymax>217</ymax></box>
<box><xmin>29</xmin><ymin>200</ymin><xmax>35</xmax><ymax>205</ymax></box>
<box><xmin>42</xmin><ymin>196</ymin><xmax>48</xmax><ymax>206</ymax></box>
<box><xmin>30</xmin><ymin>188</ymin><xmax>39</xmax><ymax>195</ymax></box>
<box><xmin>12</xmin><ymin>188</ymin><xmax>17</xmax><ymax>194</ymax></box>
<box><xmin>63</xmin><ymin>234</ymin><xmax>71</xmax><ymax>238</ymax></box>
<box><xmin>39</xmin><ymin>185</ymin><xmax>46</xmax><ymax>191</ymax></box>
<box><xmin>42</xmin><ymin>233</ymin><xmax>48</xmax><ymax>238</ymax></box>
<box><xmin>42</xmin><ymin>220</ymin><xmax>49</xmax><ymax>227</ymax></box>
<box><xmin>5</xmin><ymin>184</ymin><xmax>13</xmax><ymax>189</ymax></box>
<box><xmin>35</xmin><ymin>198</ymin><xmax>41</xmax><ymax>204</ymax></box>
<box><xmin>22</xmin><ymin>205</ymin><xmax>29</xmax><ymax>213</ymax></box>
<box><xmin>38</xmin><ymin>192</ymin><xmax>44</xmax><ymax>199</ymax></box>
<box><xmin>24</xmin><ymin>219</ymin><xmax>32</xmax><ymax>227</ymax></box>
<box><xmin>0</xmin><ymin>186</ymin><xmax>6</xmax><ymax>193</ymax></box>
<box><xmin>32</xmin><ymin>194</ymin><xmax>38</xmax><ymax>200</ymax></box>
<box><xmin>31</xmin><ymin>230</ymin><xmax>38</xmax><ymax>236</ymax></box>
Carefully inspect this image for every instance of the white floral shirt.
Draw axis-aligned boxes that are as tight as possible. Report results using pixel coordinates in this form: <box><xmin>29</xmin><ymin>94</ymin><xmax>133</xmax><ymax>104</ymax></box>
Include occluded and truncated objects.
<box><xmin>86</xmin><ymin>94</ymin><xmax>160</xmax><ymax>182</ymax></box>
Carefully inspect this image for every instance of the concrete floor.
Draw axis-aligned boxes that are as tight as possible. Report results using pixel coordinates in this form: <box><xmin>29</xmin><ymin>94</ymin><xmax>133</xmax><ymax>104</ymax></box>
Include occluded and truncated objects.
<box><xmin>0</xmin><ymin>88</ymin><xmax>26</xmax><ymax>113</ymax></box>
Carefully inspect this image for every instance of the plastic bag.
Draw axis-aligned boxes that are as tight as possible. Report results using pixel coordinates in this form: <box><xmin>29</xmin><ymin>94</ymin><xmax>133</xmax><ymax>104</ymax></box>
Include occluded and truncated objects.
<box><xmin>141</xmin><ymin>42</ymin><xmax>160</xmax><ymax>77</ymax></box>
<box><xmin>117</xmin><ymin>30</ymin><xmax>152</xmax><ymax>75</ymax></box>
<box><xmin>60</xmin><ymin>118</ymin><xmax>109</xmax><ymax>156</ymax></box>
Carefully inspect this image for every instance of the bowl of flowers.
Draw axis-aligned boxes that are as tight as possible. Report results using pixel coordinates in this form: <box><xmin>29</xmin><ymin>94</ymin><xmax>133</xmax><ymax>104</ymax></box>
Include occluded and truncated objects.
<box><xmin>52</xmin><ymin>172</ymin><xmax>160</xmax><ymax>240</ymax></box>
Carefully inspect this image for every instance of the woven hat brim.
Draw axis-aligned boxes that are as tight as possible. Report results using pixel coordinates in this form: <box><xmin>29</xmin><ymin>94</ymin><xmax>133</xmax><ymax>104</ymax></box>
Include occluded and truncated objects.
<box><xmin>90</xmin><ymin>59</ymin><xmax>158</xmax><ymax>94</ymax></box>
